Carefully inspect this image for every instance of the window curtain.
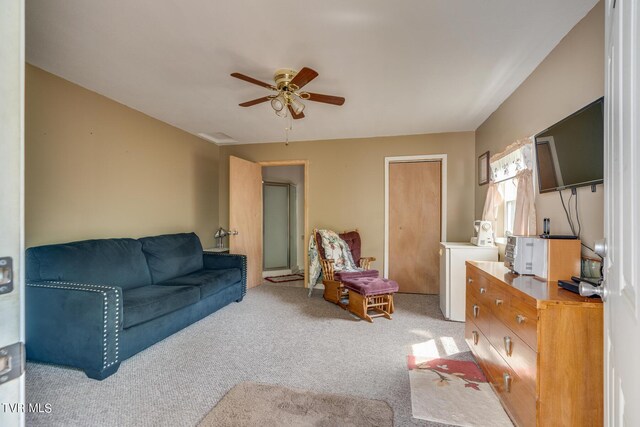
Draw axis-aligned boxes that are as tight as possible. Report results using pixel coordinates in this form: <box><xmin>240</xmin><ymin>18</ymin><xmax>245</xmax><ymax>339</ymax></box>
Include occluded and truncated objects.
<box><xmin>490</xmin><ymin>139</ymin><xmax>533</xmax><ymax>182</ymax></box>
<box><xmin>484</xmin><ymin>137</ymin><xmax>537</xmax><ymax>235</ymax></box>
<box><xmin>513</xmin><ymin>168</ymin><xmax>536</xmax><ymax>235</ymax></box>
<box><xmin>481</xmin><ymin>182</ymin><xmax>503</xmax><ymax>222</ymax></box>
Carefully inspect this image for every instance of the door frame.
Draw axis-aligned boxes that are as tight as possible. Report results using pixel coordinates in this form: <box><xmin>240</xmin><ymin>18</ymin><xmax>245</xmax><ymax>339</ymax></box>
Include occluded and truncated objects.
<box><xmin>258</xmin><ymin>160</ymin><xmax>309</xmax><ymax>286</ymax></box>
<box><xmin>383</xmin><ymin>154</ymin><xmax>447</xmax><ymax>277</ymax></box>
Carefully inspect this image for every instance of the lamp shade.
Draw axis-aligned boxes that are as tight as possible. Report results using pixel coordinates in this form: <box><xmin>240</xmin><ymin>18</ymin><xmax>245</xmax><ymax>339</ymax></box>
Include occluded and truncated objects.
<box><xmin>270</xmin><ymin>94</ymin><xmax>286</xmax><ymax>112</ymax></box>
<box><xmin>289</xmin><ymin>96</ymin><xmax>305</xmax><ymax>115</ymax></box>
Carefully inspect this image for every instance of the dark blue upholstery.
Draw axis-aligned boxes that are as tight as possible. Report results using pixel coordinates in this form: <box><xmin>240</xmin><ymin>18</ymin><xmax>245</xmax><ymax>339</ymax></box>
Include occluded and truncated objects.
<box><xmin>120</xmin><ymin>285</ymin><xmax>243</xmax><ymax>361</ymax></box>
<box><xmin>159</xmin><ymin>269</ymin><xmax>241</xmax><ymax>299</ymax></box>
<box><xmin>26</xmin><ymin>238</ymin><xmax>152</xmax><ymax>290</ymax></box>
<box><xmin>139</xmin><ymin>233</ymin><xmax>204</xmax><ymax>284</ymax></box>
<box><xmin>25</xmin><ymin>233</ymin><xmax>246</xmax><ymax>380</ymax></box>
<box><xmin>122</xmin><ymin>285</ymin><xmax>200</xmax><ymax>329</ymax></box>
<box><xmin>203</xmin><ymin>252</ymin><xmax>247</xmax><ymax>299</ymax></box>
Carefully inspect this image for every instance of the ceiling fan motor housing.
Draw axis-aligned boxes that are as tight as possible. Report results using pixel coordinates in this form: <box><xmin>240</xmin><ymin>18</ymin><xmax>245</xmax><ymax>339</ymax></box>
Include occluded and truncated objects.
<box><xmin>274</xmin><ymin>68</ymin><xmax>297</xmax><ymax>91</ymax></box>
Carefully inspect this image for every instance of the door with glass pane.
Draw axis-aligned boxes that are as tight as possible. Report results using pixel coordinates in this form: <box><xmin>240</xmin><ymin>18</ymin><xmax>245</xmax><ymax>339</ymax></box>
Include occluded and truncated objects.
<box><xmin>263</xmin><ymin>182</ymin><xmax>290</xmax><ymax>270</ymax></box>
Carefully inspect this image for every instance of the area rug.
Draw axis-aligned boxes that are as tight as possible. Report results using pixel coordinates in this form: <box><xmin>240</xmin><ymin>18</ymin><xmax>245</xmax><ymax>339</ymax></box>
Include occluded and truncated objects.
<box><xmin>407</xmin><ymin>356</ymin><xmax>513</xmax><ymax>426</ymax></box>
<box><xmin>264</xmin><ymin>273</ymin><xmax>305</xmax><ymax>283</ymax></box>
<box><xmin>198</xmin><ymin>381</ymin><xmax>394</xmax><ymax>427</ymax></box>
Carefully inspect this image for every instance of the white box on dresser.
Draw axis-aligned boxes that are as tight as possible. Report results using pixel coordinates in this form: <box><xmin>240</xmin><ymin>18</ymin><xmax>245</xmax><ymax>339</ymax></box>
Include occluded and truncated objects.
<box><xmin>439</xmin><ymin>242</ymin><xmax>498</xmax><ymax>321</ymax></box>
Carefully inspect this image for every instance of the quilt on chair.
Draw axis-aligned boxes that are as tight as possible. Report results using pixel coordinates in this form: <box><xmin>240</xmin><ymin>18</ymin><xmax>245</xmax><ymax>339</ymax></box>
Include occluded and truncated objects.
<box><xmin>307</xmin><ymin>229</ymin><xmax>364</xmax><ymax>296</ymax></box>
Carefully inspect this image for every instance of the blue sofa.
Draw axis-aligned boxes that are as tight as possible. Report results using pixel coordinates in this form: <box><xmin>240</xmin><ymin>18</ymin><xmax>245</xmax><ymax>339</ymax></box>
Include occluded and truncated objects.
<box><xmin>25</xmin><ymin>232</ymin><xmax>246</xmax><ymax>380</ymax></box>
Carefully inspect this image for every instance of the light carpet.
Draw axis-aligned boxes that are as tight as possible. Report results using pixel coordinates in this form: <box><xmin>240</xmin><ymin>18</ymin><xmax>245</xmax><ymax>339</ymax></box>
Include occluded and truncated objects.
<box><xmin>26</xmin><ymin>284</ymin><xmax>469</xmax><ymax>426</ymax></box>
<box><xmin>198</xmin><ymin>381</ymin><xmax>394</xmax><ymax>426</ymax></box>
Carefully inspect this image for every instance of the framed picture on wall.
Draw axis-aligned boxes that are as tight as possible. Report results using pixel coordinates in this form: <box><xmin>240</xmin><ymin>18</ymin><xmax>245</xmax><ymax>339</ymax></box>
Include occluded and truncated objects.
<box><xmin>478</xmin><ymin>151</ymin><xmax>490</xmax><ymax>185</ymax></box>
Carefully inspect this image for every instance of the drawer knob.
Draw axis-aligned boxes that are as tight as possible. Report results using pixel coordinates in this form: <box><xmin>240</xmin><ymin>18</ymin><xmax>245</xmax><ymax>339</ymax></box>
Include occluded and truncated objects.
<box><xmin>479</xmin><ymin>287</ymin><xmax>487</xmax><ymax>294</ymax></box>
<box><xmin>472</xmin><ymin>330</ymin><xmax>479</xmax><ymax>345</ymax></box>
<box><xmin>516</xmin><ymin>314</ymin><xmax>526</xmax><ymax>324</ymax></box>
<box><xmin>473</xmin><ymin>304</ymin><xmax>480</xmax><ymax>318</ymax></box>
<box><xmin>503</xmin><ymin>336</ymin><xmax>513</xmax><ymax>356</ymax></box>
<box><xmin>495</xmin><ymin>299</ymin><xmax>504</xmax><ymax>306</ymax></box>
<box><xmin>468</xmin><ymin>277</ymin><xmax>473</xmax><ymax>284</ymax></box>
<box><xmin>503</xmin><ymin>372</ymin><xmax>512</xmax><ymax>392</ymax></box>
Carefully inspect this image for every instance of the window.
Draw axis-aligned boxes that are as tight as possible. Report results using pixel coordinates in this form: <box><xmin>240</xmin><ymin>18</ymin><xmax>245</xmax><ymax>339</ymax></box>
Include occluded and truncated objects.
<box><xmin>501</xmin><ymin>178</ymin><xmax>517</xmax><ymax>236</ymax></box>
<box><xmin>489</xmin><ymin>141</ymin><xmax>533</xmax><ymax>237</ymax></box>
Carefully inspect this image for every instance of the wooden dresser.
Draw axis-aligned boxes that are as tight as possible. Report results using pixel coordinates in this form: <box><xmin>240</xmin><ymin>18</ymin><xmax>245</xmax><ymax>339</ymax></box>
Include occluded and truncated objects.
<box><xmin>465</xmin><ymin>261</ymin><xmax>603</xmax><ymax>427</ymax></box>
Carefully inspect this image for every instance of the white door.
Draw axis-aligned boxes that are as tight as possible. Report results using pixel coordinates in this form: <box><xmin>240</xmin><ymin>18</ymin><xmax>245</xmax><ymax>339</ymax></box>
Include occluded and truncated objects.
<box><xmin>602</xmin><ymin>0</ymin><xmax>640</xmax><ymax>424</ymax></box>
<box><xmin>0</xmin><ymin>0</ymin><xmax>26</xmax><ymax>426</ymax></box>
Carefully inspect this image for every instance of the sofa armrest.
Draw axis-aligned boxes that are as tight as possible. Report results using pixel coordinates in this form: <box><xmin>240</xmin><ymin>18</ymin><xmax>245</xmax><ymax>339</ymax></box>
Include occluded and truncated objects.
<box><xmin>202</xmin><ymin>252</ymin><xmax>247</xmax><ymax>298</ymax></box>
<box><xmin>26</xmin><ymin>281</ymin><xmax>122</xmax><ymax>379</ymax></box>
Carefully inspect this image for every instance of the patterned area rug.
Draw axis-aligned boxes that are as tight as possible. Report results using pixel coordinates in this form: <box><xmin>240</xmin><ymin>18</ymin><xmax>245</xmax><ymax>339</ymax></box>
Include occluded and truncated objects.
<box><xmin>198</xmin><ymin>382</ymin><xmax>394</xmax><ymax>427</ymax></box>
<box><xmin>407</xmin><ymin>356</ymin><xmax>513</xmax><ymax>426</ymax></box>
<box><xmin>264</xmin><ymin>273</ymin><xmax>305</xmax><ymax>283</ymax></box>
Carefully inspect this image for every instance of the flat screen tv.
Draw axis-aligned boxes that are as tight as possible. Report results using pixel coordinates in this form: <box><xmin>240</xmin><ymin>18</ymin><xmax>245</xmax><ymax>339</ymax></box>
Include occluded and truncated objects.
<box><xmin>534</xmin><ymin>97</ymin><xmax>604</xmax><ymax>193</ymax></box>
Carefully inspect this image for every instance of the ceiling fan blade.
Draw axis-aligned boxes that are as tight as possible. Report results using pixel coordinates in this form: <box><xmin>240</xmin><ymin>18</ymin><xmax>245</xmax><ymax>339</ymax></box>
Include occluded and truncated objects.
<box><xmin>288</xmin><ymin>105</ymin><xmax>305</xmax><ymax>120</ymax></box>
<box><xmin>289</xmin><ymin>67</ymin><xmax>318</xmax><ymax>89</ymax></box>
<box><xmin>239</xmin><ymin>96</ymin><xmax>271</xmax><ymax>107</ymax></box>
<box><xmin>306</xmin><ymin>92</ymin><xmax>345</xmax><ymax>106</ymax></box>
<box><xmin>230</xmin><ymin>72</ymin><xmax>276</xmax><ymax>90</ymax></box>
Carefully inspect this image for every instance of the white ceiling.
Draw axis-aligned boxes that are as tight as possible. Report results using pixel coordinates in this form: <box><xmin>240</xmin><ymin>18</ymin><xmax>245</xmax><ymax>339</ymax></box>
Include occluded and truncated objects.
<box><xmin>26</xmin><ymin>0</ymin><xmax>598</xmax><ymax>144</ymax></box>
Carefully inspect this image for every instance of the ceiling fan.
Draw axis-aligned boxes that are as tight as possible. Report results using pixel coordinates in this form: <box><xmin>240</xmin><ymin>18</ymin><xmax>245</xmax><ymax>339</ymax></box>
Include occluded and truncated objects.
<box><xmin>230</xmin><ymin>67</ymin><xmax>345</xmax><ymax>120</ymax></box>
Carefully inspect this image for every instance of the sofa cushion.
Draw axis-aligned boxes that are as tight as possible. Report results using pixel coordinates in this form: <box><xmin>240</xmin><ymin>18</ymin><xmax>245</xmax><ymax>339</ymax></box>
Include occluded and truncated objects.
<box><xmin>122</xmin><ymin>285</ymin><xmax>200</xmax><ymax>329</ymax></box>
<box><xmin>158</xmin><ymin>268</ymin><xmax>241</xmax><ymax>299</ymax></box>
<box><xmin>139</xmin><ymin>233</ymin><xmax>204</xmax><ymax>284</ymax></box>
<box><xmin>26</xmin><ymin>238</ymin><xmax>152</xmax><ymax>290</ymax></box>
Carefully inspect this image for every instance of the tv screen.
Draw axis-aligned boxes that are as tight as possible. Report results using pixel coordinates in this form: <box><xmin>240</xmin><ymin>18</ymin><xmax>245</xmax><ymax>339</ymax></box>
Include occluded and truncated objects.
<box><xmin>534</xmin><ymin>97</ymin><xmax>604</xmax><ymax>193</ymax></box>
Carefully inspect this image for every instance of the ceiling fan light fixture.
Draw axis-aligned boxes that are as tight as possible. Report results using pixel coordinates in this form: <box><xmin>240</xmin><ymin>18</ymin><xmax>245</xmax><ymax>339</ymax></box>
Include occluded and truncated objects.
<box><xmin>270</xmin><ymin>94</ymin><xmax>286</xmax><ymax>112</ymax></box>
<box><xmin>289</xmin><ymin>96</ymin><xmax>305</xmax><ymax>115</ymax></box>
<box><xmin>275</xmin><ymin>107</ymin><xmax>288</xmax><ymax>118</ymax></box>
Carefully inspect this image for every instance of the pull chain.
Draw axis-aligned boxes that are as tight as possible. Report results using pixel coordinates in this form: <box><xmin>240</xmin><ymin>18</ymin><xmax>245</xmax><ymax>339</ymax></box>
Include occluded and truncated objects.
<box><xmin>284</xmin><ymin>112</ymin><xmax>293</xmax><ymax>146</ymax></box>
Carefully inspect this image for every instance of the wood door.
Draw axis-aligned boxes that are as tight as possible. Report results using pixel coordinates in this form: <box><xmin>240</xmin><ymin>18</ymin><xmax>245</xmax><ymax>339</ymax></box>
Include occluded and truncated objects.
<box><xmin>388</xmin><ymin>161</ymin><xmax>441</xmax><ymax>294</ymax></box>
<box><xmin>601</xmin><ymin>0</ymin><xmax>640</xmax><ymax>424</ymax></box>
<box><xmin>229</xmin><ymin>156</ymin><xmax>263</xmax><ymax>288</ymax></box>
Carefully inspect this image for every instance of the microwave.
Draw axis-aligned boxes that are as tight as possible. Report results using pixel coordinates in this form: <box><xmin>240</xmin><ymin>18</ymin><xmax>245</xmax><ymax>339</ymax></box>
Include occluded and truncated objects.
<box><xmin>504</xmin><ymin>236</ymin><xmax>548</xmax><ymax>277</ymax></box>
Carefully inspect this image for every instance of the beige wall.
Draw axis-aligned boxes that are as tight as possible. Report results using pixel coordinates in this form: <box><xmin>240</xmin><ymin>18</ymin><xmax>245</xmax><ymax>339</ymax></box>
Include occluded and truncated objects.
<box><xmin>219</xmin><ymin>132</ymin><xmax>476</xmax><ymax>268</ymax></box>
<box><xmin>475</xmin><ymin>1</ymin><xmax>604</xmax><ymax>256</ymax></box>
<box><xmin>26</xmin><ymin>65</ymin><xmax>220</xmax><ymax>248</ymax></box>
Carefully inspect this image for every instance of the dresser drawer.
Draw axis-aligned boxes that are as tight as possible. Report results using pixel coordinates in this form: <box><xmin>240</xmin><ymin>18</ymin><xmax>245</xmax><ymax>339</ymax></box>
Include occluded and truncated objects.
<box><xmin>483</xmin><ymin>344</ymin><xmax>537</xmax><ymax>427</ymax></box>
<box><xmin>505</xmin><ymin>293</ymin><xmax>538</xmax><ymax>351</ymax></box>
<box><xmin>488</xmin><ymin>316</ymin><xmax>537</xmax><ymax>396</ymax></box>
<box><xmin>466</xmin><ymin>268</ymin><xmax>491</xmax><ymax>303</ymax></box>
<box><xmin>466</xmin><ymin>291</ymin><xmax>493</xmax><ymax>334</ymax></box>
<box><xmin>465</xmin><ymin>318</ymin><xmax>492</xmax><ymax>362</ymax></box>
<box><xmin>487</xmin><ymin>287</ymin><xmax>511</xmax><ymax>324</ymax></box>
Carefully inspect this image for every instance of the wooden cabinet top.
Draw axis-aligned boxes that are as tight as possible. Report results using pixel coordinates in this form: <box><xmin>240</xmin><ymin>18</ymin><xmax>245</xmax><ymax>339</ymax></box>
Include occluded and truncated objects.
<box><xmin>466</xmin><ymin>261</ymin><xmax>602</xmax><ymax>308</ymax></box>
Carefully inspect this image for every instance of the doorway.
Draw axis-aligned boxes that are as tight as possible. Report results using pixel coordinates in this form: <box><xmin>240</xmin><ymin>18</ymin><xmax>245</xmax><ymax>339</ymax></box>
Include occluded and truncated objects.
<box><xmin>262</xmin><ymin>174</ymin><xmax>304</xmax><ymax>275</ymax></box>
<box><xmin>261</xmin><ymin>164</ymin><xmax>305</xmax><ymax>280</ymax></box>
<box><xmin>384</xmin><ymin>155</ymin><xmax>446</xmax><ymax>294</ymax></box>
<box><xmin>229</xmin><ymin>158</ymin><xmax>309</xmax><ymax>287</ymax></box>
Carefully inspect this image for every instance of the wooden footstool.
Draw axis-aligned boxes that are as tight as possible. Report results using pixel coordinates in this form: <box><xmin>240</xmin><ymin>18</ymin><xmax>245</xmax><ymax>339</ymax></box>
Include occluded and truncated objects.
<box><xmin>342</xmin><ymin>277</ymin><xmax>399</xmax><ymax>322</ymax></box>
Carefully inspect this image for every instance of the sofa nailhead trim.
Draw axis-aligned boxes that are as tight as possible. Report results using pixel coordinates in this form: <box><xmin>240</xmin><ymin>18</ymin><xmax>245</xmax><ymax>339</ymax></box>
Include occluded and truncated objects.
<box><xmin>27</xmin><ymin>281</ymin><xmax>121</xmax><ymax>370</ymax></box>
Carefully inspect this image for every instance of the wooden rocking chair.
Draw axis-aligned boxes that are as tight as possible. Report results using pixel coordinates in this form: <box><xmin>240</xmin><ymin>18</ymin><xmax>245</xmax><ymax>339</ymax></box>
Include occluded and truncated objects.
<box><xmin>314</xmin><ymin>229</ymin><xmax>378</xmax><ymax>308</ymax></box>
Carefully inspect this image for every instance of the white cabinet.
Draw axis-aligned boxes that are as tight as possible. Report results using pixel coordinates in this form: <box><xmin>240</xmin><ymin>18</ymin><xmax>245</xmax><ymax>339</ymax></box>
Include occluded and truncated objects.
<box><xmin>439</xmin><ymin>242</ymin><xmax>498</xmax><ymax>321</ymax></box>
